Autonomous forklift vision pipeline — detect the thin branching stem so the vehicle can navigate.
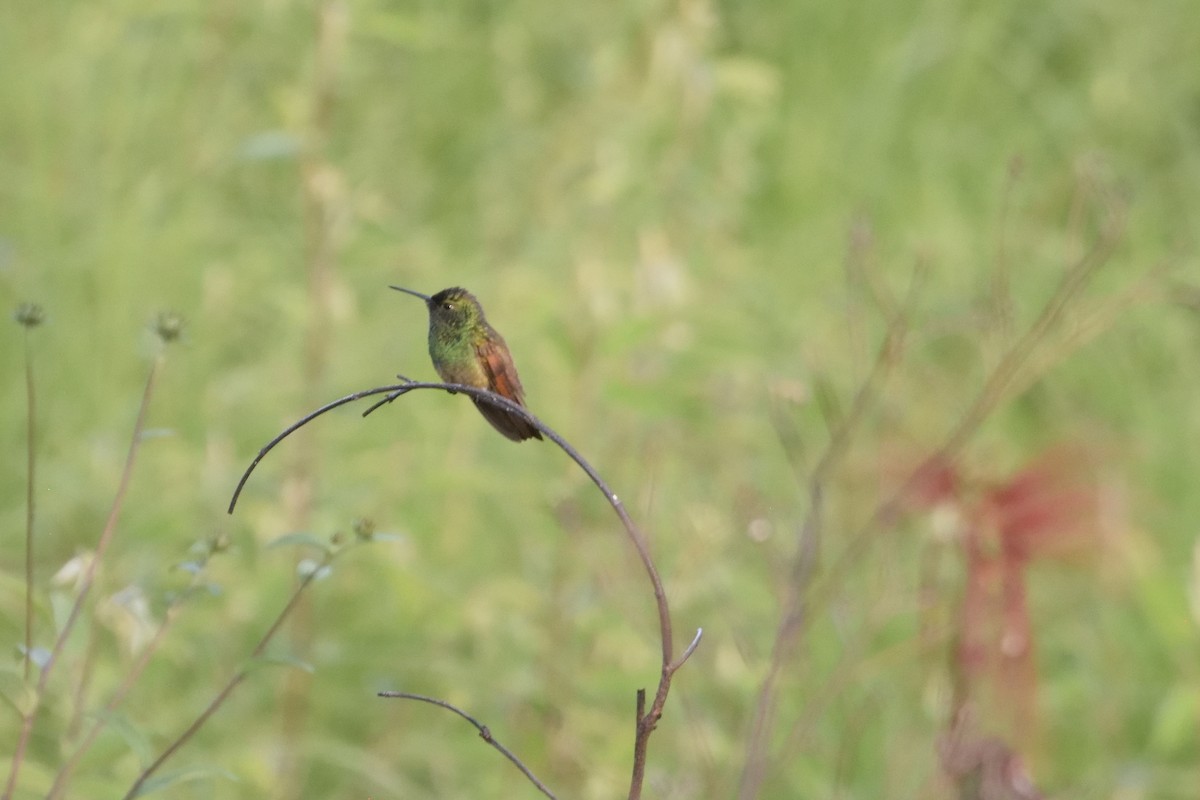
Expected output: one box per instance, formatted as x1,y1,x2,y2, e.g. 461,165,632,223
813,208,1127,613
234,382,677,660
228,386,396,514
22,326,37,682
379,692,559,800
940,211,1126,459
52,542,226,797
3,351,165,800
738,205,1128,798
739,299,910,800
48,603,181,799
989,156,1025,339
121,551,335,800
229,381,702,800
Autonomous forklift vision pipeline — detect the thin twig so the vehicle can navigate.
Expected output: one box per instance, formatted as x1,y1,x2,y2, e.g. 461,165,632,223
379,692,559,800
675,627,704,669
815,210,1126,613
228,385,399,513
121,551,334,800
233,381,678,656
737,206,1128,798
939,209,1126,459
47,606,182,799
630,688,648,792
49,538,225,800
229,381,703,800
989,156,1025,340
1008,260,1169,401
236,382,678,660
22,326,37,682
3,352,165,800
739,294,911,800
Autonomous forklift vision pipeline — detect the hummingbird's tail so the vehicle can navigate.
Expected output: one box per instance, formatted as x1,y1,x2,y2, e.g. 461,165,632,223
472,398,543,442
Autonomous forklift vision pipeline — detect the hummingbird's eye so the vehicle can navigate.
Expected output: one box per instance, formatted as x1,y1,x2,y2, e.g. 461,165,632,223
441,302,454,311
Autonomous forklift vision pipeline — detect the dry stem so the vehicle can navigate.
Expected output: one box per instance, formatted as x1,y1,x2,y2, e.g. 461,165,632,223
3,352,165,800
229,380,703,799
379,692,560,799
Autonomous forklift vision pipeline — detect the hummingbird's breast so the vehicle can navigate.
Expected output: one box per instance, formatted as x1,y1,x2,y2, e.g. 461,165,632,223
433,357,488,387
428,327,489,388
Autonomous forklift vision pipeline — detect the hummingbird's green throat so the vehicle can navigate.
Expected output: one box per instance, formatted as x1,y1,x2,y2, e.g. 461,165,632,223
390,285,542,442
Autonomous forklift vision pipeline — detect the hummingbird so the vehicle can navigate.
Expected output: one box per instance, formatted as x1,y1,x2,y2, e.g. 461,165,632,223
390,285,543,442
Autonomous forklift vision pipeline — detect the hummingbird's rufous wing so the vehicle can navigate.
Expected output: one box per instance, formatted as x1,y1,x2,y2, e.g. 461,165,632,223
476,337,526,404
473,336,542,442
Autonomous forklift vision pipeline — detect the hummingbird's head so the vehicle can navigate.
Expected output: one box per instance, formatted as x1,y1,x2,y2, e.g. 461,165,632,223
391,285,485,335
427,287,485,331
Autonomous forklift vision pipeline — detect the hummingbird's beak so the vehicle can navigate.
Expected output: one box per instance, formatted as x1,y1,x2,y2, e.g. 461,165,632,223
389,285,431,302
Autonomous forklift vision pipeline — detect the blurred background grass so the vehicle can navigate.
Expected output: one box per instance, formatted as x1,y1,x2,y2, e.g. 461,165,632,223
2,0,1199,797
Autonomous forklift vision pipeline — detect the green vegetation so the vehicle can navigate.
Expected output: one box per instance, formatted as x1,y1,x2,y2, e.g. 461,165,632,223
2,0,1199,797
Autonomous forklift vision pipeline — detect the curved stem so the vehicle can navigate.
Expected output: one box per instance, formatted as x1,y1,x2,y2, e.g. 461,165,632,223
227,386,397,514
378,692,558,799
228,381,703,799
229,382,675,662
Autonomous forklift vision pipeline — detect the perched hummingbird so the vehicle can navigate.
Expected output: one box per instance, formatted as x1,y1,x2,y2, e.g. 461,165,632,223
390,285,542,442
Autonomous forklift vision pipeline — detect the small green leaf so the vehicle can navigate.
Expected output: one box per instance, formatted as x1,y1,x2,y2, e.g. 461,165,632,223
132,766,239,797
50,590,76,631
1149,684,1200,756
296,559,332,580
17,644,52,669
236,131,301,161
246,653,316,674
0,666,38,716
91,709,154,766
267,532,332,552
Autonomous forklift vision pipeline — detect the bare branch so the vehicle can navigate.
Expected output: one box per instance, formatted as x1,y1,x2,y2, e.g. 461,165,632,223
229,380,702,800
739,198,1131,798
379,692,559,799
4,351,165,800
228,385,404,513
815,204,1128,601
989,155,1025,340
20,318,40,683
739,277,912,800
49,537,230,799
672,627,704,673
121,549,335,800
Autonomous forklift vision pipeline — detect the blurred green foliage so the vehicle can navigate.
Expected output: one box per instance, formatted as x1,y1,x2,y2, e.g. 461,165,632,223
2,0,1199,797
